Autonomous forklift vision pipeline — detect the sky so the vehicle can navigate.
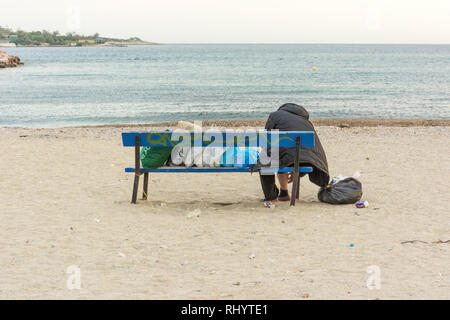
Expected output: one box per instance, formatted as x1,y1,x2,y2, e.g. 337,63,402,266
1,0,450,43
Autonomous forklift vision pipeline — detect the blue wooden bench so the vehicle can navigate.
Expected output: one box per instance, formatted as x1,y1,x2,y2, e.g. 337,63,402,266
122,130,315,206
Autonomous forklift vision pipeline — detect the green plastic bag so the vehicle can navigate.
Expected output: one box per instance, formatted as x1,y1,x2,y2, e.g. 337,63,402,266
140,147,173,169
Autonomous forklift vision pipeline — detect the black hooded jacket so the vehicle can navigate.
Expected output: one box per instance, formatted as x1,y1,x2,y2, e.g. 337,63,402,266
264,103,330,187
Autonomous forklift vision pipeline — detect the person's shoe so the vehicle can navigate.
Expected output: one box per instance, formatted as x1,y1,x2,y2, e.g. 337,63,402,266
277,195,291,201
278,189,290,201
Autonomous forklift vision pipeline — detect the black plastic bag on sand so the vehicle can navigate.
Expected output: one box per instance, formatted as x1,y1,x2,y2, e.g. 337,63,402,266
318,177,362,204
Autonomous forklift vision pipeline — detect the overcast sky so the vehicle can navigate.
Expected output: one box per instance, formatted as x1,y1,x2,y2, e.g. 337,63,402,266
1,0,450,43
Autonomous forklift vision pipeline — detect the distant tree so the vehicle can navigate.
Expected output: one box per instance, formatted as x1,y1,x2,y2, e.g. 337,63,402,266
0,25,145,46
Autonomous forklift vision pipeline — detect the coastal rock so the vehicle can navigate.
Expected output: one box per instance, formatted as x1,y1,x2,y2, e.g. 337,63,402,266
0,50,23,68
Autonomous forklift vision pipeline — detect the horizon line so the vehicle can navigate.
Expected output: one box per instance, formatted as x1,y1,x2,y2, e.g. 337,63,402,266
158,42,450,45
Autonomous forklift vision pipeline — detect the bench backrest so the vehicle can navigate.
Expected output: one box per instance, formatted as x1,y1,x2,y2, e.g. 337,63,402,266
122,130,314,148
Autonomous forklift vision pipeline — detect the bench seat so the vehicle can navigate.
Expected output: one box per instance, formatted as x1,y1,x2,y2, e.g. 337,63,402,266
125,167,313,173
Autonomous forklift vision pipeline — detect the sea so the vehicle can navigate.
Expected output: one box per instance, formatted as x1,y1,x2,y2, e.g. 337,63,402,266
1,44,449,127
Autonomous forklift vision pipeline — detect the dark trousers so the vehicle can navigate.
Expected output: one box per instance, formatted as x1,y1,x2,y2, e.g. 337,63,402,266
259,174,279,201
259,171,308,201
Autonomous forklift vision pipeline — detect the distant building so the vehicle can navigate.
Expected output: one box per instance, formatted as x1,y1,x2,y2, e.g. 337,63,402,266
0,39,16,47
5,35,17,40
94,38,105,44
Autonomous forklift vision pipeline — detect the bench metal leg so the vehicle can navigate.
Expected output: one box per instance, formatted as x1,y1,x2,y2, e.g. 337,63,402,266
290,136,301,206
131,135,141,204
290,169,299,206
132,174,140,204
142,173,149,200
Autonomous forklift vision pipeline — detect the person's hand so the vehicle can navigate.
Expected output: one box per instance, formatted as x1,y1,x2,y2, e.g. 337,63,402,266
287,172,294,183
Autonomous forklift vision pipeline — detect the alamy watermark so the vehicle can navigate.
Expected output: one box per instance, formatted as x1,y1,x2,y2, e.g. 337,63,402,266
366,265,381,290
66,265,81,290
363,6,382,31
66,6,81,31
165,121,281,174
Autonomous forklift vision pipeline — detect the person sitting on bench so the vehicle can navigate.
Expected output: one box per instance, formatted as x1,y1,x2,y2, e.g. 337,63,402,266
259,103,330,201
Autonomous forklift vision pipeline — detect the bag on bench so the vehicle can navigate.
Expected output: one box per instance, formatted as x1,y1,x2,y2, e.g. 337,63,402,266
221,147,260,168
140,146,173,169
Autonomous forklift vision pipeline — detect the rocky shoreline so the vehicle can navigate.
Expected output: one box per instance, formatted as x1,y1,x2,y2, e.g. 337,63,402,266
0,50,23,68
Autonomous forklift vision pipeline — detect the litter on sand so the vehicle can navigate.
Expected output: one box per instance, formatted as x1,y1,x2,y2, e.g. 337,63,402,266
356,201,369,208
186,209,201,218
318,174,363,204
263,201,276,208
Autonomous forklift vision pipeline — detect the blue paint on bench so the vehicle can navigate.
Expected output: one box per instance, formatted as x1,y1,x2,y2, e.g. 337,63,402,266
125,167,313,173
122,131,315,148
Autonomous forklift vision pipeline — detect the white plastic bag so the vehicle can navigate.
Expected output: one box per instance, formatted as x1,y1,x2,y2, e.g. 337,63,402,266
202,147,225,167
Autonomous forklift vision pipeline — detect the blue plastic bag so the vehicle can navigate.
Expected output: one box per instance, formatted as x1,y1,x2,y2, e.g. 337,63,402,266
220,147,259,168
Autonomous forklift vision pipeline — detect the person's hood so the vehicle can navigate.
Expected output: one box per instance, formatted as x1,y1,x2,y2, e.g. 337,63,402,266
278,103,309,120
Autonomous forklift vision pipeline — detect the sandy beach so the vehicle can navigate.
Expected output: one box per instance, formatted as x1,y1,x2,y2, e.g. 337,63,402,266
0,120,449,299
